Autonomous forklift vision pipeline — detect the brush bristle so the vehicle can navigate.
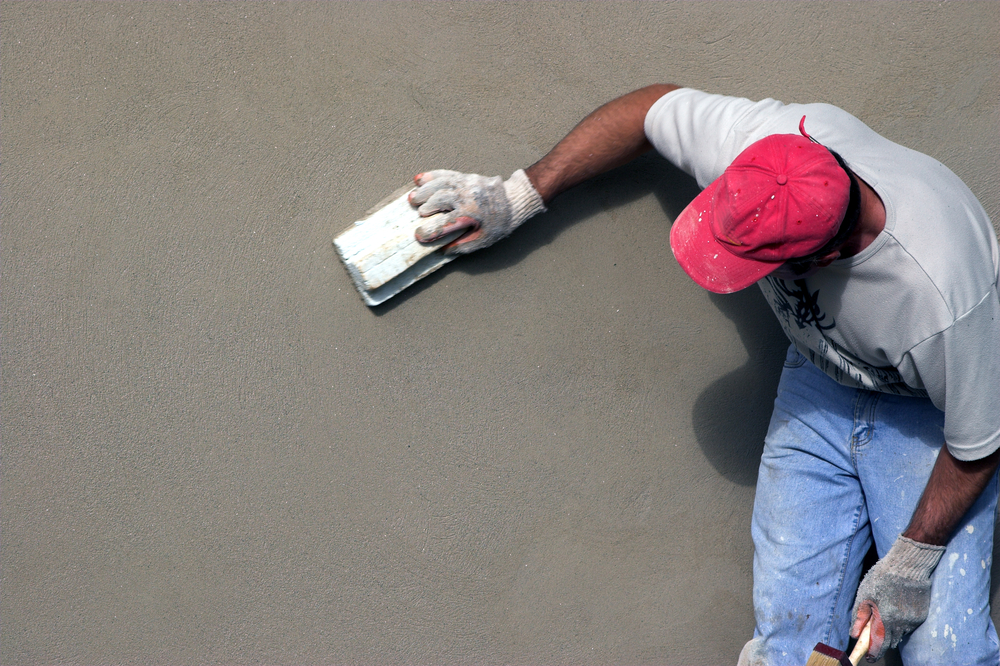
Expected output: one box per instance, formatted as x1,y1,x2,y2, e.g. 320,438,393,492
805,642,851,666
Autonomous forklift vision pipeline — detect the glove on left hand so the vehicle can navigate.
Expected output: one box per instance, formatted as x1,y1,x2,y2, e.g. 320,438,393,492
851,535,945,661
409,169,546,254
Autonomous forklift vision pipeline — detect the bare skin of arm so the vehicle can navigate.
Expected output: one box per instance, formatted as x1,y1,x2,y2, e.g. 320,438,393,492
901,445,1000,546
525,83,680,205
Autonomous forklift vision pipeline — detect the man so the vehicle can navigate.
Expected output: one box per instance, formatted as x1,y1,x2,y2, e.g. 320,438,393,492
408,84,1000,665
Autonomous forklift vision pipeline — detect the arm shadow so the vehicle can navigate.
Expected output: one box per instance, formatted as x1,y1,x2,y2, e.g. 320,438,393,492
369,152,702,314
369,154,789,490
368,155,787,490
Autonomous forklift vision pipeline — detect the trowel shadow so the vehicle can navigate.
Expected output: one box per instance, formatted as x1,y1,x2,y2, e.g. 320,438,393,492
370,152,701,315
692,290,789,486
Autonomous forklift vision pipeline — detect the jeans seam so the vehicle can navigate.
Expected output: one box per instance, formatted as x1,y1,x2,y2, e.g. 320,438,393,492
825,500,866,644
865,393,880,443
850,391,880,455
828,391,878,644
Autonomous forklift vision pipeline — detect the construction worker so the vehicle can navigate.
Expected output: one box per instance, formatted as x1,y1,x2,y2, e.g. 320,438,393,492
409,84,1000,664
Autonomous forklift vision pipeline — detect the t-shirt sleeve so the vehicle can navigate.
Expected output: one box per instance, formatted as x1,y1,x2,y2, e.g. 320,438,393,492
898,288,1000,461
643,88,786,188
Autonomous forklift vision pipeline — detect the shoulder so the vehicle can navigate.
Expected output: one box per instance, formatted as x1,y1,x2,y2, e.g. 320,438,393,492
645,90,886,173
645,88,784,139
644,89,795,186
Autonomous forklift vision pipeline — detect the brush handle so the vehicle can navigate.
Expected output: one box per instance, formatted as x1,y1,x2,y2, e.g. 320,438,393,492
848,620,872,665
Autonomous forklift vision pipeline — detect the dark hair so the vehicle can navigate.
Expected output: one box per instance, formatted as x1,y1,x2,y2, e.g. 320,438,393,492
783,149,861,272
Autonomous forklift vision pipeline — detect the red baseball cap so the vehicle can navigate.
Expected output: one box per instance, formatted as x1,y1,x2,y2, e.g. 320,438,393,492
669,129,851,293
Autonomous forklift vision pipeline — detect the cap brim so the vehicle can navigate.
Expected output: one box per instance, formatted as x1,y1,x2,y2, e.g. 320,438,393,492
669,178,783,294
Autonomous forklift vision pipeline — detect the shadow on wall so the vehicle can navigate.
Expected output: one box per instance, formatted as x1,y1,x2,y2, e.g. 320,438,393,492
369,153,789,490
360,153,999,654
369,152,702,315
692,290,788,486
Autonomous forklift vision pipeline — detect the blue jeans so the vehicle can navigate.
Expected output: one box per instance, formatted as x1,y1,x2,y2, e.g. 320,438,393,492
750,347,999,665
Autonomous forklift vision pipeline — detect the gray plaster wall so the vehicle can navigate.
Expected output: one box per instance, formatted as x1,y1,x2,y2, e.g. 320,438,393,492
2,2,998,664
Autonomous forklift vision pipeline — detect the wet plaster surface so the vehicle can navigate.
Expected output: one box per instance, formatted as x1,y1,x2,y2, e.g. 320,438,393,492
2,2,998,664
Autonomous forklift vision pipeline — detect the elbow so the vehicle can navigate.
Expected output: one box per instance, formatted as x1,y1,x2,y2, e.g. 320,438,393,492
630,84,682,113
639,83,682,97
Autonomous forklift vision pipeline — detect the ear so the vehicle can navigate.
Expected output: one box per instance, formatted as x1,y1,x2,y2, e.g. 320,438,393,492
815,250,841,268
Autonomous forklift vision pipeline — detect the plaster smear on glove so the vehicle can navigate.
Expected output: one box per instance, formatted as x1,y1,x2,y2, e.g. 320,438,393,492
411,171,514,254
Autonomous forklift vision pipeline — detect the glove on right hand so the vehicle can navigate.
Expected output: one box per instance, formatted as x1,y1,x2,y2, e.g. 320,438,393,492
851,536,945,661
409,169,546,254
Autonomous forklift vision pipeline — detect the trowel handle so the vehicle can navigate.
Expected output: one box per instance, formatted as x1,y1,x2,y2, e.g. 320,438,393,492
848,619,872,665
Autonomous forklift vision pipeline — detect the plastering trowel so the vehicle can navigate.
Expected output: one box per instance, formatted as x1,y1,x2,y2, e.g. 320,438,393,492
333,185,460,306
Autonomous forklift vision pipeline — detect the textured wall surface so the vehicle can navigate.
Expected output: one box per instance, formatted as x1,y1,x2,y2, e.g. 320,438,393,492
3,2,998,664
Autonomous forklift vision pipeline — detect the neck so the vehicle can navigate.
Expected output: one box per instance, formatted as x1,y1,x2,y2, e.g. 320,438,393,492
838,173,886,258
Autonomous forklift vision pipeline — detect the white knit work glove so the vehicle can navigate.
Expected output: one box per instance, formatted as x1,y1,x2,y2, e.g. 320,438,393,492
409,169,546,254
851,536,945,661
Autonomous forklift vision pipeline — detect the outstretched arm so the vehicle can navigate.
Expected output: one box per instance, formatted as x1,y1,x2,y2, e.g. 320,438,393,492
525,83,680,204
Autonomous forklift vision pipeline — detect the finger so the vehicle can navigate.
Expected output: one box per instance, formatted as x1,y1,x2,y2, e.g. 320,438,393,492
409,176,458,207
851,604,871,638
443,226,487,255
865,605,886,661
415,214,478,244
415,169,462,187
414,212,452,242
417,189,459,216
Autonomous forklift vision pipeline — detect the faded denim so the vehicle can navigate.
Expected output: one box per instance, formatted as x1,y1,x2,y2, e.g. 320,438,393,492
750,346,999,665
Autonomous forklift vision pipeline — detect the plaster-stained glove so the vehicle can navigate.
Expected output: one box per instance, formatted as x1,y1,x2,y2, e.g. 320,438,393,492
851,536,945,661
409,168,546,254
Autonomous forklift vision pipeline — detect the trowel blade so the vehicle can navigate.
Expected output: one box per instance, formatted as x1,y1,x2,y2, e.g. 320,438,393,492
334,185,459,306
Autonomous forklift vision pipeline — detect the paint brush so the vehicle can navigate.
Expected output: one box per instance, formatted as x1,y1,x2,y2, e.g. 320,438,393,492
805,619,872,666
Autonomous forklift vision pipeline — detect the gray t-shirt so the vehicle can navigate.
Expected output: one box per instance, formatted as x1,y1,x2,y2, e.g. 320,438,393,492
645,88,1000,461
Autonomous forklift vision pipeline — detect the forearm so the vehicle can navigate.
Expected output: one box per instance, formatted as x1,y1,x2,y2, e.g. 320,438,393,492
902,444,1000,546
525,83,680,205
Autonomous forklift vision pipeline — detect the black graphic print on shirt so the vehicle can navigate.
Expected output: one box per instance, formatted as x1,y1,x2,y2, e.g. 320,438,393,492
768,279,836,331
759,276,925,397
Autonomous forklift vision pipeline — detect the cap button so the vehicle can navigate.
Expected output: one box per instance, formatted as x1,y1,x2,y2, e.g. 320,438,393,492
776,174,788,185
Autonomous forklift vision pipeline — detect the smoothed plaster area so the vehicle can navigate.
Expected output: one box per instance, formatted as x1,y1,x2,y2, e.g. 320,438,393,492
2,2,998,664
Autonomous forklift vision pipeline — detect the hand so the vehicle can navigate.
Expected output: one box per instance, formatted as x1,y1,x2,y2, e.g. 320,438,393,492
409,169,546,254
851,536,945,661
